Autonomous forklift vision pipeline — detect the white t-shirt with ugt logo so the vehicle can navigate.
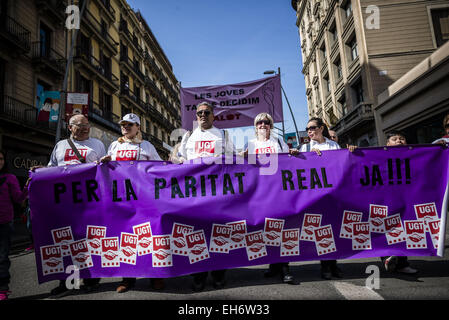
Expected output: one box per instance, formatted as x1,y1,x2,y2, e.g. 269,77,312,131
246,136,290,155
179,126,235,160
48,138,106,166
107,140,162,161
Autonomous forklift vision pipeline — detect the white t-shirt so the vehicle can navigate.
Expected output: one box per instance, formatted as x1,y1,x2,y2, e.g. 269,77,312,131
48,138,106,166
179,126,235,160
432,137,449,144
300,137,341,152
246,136,290,154
107,140,162,161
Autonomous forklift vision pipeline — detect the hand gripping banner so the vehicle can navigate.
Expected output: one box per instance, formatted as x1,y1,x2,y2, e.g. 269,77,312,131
29,145,449,283
180,75,283,130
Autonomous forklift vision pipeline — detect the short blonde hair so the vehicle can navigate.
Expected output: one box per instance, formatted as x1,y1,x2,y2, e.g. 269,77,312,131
254,113,274,129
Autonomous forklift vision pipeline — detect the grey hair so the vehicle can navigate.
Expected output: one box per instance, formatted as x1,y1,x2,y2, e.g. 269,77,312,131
196,101,214,113
254,112,274,129
69,114,88,126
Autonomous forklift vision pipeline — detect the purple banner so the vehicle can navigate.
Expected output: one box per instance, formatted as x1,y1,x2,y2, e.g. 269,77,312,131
29,145,448,284
180,75,283,130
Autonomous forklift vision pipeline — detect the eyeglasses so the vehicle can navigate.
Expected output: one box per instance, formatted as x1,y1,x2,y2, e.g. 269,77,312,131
305,125,319,131
71,123,90,129
256,120,271,126
196,110,211,117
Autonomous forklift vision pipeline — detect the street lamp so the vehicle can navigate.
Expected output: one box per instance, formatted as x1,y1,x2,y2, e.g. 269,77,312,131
263,68,300,145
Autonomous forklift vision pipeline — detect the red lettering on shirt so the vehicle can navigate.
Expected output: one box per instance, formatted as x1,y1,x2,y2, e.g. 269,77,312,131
116,150,138,161
64,149,88,162
195,141,215,155
256,146,275,154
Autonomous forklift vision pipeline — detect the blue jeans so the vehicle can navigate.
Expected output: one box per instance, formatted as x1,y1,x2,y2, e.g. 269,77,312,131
0,222,13,291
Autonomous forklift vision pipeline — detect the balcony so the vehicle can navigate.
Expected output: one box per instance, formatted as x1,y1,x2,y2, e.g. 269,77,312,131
35,0,66,26
144,52,163,76
74,47,119,92
82,10,118,55
89,101,120,133
332,102,374,134
31,41,66,77
0,95,56,134
144,76,161,99
144,102,176,133
0,14,31,53
119,20,143,58
119,85,144,111
119,54,145,84
92,0,116,23
342,14,354,42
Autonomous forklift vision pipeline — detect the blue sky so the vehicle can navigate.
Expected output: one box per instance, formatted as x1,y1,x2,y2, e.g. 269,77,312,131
127,0,308,138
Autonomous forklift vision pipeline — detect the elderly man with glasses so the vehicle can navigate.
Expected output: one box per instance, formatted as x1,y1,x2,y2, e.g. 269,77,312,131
46,114,106,297
177,101,236,291
48,114,106,166
178,101,235,162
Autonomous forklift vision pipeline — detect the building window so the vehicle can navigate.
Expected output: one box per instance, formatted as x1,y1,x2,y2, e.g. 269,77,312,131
347,35,358,62
323,75,331,96
431,8,449,47
330,25,338,44
344,1,353,19
334,57,342,80
39,23,51,57
352,80,364,105
338,94,347,116
121,105,130,117
320,44,327,64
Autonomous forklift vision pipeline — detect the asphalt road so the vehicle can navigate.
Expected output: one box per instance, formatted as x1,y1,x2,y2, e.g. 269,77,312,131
7,246,449,301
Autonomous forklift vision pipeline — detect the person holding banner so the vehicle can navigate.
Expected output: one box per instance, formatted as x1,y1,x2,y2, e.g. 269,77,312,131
178,102,235,163
300,118,343,280
0,150,30,300
381,130,418,274
178,101,236,291
45,114,106,298
243,113,299,285
48,115,106,166
100,113,164,293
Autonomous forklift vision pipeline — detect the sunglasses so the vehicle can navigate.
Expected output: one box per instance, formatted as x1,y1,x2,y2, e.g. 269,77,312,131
256,120,271,126
305,125,320,131
444,124,449,129
120,122,135,127
196,110,211,117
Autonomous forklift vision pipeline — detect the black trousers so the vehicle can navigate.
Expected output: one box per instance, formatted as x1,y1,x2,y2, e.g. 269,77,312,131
193,270,226,282
320,260,337,270
0,223,12,291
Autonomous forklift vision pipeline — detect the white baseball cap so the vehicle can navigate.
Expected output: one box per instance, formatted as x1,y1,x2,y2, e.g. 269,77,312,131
119,113,140,125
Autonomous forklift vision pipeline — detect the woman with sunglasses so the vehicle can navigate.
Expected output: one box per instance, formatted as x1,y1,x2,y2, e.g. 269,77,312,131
100,113,164,293
299,117,343,280
244,113,298,284
244,113,292,155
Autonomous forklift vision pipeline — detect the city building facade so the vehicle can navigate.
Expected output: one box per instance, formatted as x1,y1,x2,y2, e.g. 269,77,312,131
70,0,181,159
0,0,181,183
291,0,449,146
0,0,67,184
